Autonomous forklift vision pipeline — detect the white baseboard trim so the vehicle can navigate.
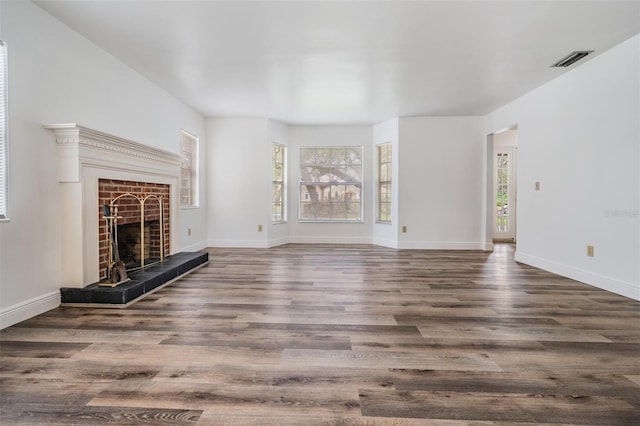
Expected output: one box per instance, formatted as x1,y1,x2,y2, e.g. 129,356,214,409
207,239,270,248
514,251,640,301
268,237,290,248
180,240,208,252
397,241,486,250
1,291,60,330
288,236,373,245
372,237,399,249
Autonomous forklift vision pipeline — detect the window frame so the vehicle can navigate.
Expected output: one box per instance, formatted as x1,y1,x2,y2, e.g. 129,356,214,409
298,146,363,223
0,40,8,222
272,143,287,223
376,142,392,223
179,129,199,209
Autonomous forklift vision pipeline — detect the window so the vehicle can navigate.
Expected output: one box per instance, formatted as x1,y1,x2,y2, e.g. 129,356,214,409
0,40,8,221
377,143,392,223
299,146,362,221
272,143,286,222
180,130,199,208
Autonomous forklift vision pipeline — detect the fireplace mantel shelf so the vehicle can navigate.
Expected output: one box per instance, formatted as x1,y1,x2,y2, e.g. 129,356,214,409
45,123,181,183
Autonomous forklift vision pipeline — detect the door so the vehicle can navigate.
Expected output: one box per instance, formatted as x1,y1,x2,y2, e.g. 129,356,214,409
494,148,516,242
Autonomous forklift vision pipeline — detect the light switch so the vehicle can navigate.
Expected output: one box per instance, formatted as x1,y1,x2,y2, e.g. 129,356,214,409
535,181,540,191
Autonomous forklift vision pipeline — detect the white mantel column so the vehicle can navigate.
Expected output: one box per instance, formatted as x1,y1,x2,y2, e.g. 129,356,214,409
45,125,86,287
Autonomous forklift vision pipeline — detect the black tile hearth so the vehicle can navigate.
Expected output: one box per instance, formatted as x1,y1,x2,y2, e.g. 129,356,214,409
60,252,209,306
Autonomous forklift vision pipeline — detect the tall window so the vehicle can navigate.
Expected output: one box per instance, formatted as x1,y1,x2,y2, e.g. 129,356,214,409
299,146,362,222
272,143,286,222
0,40,8,220
377,143,392,223
180,130,199,208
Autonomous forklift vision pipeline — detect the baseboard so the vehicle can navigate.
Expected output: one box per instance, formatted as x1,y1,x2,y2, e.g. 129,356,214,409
514,251,639,301
372,237,399,249
268,236,290,248
181,240,208,252
0,291,60,330
397,241,486,250
288,236,373,244
207,239,270,248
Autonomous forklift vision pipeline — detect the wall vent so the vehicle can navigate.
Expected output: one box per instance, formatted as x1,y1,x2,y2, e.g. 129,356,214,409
551,50,594,67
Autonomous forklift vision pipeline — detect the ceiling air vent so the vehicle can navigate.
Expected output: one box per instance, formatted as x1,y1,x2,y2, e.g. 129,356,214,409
551,50,594,67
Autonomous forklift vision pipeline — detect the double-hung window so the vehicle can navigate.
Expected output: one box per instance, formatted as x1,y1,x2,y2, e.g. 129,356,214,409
180,130,199,208
272,143,286,222
377,143,392,223
299,146,362,221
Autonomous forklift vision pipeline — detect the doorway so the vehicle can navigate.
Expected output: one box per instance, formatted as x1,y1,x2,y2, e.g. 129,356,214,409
491,128,518,243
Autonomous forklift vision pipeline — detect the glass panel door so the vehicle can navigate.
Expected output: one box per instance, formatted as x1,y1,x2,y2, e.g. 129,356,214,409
494,148,516,242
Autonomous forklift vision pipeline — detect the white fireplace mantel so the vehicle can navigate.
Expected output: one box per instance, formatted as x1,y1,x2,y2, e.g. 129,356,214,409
45,123,182,288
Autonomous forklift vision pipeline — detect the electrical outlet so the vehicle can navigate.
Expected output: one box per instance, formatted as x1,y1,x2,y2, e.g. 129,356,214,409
258,225,263,232
402,225,407,233
535,181,540,191
587,245,594,257
187,228,191,236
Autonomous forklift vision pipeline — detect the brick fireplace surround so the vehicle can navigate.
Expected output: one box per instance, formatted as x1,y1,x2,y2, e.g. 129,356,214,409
98,179,170,281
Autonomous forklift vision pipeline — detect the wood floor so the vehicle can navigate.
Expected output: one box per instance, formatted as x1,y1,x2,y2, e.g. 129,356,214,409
1,244,638,425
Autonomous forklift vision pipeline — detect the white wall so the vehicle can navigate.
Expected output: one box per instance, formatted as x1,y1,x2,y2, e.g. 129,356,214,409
398,116,485,249
485,34,640,300
372,118,400,247
0,1,207,328
206,118,271,247
288,126,373,243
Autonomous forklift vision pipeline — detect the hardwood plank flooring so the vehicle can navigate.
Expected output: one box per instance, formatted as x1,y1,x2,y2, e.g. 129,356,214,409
1,244,638,425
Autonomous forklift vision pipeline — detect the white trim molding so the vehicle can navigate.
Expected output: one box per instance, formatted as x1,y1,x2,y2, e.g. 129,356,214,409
397,241,486,250
0,291,60,329
44,123,182,288
515,250,640,301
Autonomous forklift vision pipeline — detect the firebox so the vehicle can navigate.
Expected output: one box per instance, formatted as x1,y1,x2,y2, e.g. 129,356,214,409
98,179,170,282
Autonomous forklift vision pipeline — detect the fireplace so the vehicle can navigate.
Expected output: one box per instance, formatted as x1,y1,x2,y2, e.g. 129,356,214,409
98,179,170,281
117,222,159,268
45,124,182,288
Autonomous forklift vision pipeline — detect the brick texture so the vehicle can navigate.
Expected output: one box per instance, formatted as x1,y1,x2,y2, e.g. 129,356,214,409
98,179,171,280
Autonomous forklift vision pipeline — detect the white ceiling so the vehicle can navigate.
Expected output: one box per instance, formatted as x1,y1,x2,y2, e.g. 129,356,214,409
34,0,640,125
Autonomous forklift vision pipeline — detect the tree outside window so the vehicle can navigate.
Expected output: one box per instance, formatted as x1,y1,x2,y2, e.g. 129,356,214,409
272,143,286,222
377,143,392,223
299,147,362,221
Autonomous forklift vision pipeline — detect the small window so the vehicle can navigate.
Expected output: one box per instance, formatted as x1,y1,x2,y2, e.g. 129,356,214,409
272,143,286,222
180,130,199,208
0,40,8,221
299,146,362,222
377,143,392,223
